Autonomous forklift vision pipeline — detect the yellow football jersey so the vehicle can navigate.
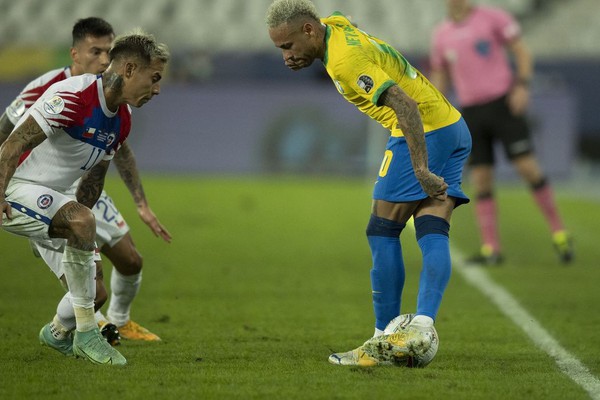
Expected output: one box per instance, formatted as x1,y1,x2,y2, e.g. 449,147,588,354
321,12,461,137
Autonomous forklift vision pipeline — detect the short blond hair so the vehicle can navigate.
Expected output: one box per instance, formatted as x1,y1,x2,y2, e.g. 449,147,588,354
266,0,320,28
110,28,170,66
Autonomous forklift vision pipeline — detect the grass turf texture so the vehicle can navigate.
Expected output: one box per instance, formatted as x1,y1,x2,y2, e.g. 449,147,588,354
0,176,598,399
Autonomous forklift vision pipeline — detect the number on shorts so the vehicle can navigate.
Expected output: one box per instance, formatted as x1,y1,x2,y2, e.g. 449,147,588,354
379,150,393,177
95,197,118,223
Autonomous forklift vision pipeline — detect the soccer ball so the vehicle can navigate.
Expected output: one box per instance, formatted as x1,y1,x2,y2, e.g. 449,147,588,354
383,313,439,368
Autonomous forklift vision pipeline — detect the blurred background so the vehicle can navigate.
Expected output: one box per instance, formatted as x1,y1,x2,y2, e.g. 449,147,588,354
0,0,598,182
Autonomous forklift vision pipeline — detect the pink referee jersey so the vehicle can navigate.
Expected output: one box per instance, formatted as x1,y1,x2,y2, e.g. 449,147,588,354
430,6,521,107
12,74,131,192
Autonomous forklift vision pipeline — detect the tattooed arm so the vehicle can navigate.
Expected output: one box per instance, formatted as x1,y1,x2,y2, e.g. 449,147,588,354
113,142,145,206
77,160,110,209
0,116,47,222
378,85,448,200
113,141,172,242
0,112,15,146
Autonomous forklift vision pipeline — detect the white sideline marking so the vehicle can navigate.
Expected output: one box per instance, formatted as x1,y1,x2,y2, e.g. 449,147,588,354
451,249,600,399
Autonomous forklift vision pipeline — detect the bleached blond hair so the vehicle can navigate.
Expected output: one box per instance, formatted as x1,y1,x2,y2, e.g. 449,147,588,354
110,28,170,66
266,0,320,28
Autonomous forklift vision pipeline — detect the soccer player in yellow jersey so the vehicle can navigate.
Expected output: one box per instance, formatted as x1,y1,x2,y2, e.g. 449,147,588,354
267,0,472,366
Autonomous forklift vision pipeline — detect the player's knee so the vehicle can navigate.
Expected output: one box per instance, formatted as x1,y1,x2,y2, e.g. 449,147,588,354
115,249,143,275
55,202,96,243
414,215,450,241
476,191,493,201
366,214,405,237
72,207,95,235
127,251,143,274
530,176,547,191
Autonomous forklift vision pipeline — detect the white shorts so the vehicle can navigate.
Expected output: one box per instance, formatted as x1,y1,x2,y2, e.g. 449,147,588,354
3,181,73,240
3,181,127,279
28,190,129,278
63,184,130,249
90,192,130,248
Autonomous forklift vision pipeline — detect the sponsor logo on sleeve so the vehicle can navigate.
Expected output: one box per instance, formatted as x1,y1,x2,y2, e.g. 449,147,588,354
357,75,374,94
333,80,345,94
43,96,65,115
7,99,26,120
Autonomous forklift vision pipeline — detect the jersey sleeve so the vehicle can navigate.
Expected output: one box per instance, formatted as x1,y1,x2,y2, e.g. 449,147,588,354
5,80,46,126
335,52,396,106
5,68,69,126
490,7,521,43
27,87,87,138
103,147,115,161
5,98,27,126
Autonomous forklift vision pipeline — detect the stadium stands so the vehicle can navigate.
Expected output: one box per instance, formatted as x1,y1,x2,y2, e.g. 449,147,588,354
0,0,597,172
0,0,547,53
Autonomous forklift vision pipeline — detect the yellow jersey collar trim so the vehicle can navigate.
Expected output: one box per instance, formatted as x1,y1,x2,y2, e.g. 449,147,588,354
323,23,331,67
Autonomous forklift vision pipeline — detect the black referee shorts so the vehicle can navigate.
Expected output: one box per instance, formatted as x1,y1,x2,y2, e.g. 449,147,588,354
461,95,533,166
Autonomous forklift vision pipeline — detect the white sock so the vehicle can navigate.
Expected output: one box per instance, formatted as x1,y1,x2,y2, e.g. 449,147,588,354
411,315,434,328
73,306,96,332
62,246,96,332
50,315,71,340
373,328,385,337
107,268,141,327
56,292,76,331
95,310,108,324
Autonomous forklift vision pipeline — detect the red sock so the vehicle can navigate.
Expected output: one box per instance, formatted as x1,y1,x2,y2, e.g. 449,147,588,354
475,195,500,253
532,183,564,233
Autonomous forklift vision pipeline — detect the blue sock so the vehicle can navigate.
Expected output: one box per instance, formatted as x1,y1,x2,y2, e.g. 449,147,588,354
414,215,451,320
366,215,406,331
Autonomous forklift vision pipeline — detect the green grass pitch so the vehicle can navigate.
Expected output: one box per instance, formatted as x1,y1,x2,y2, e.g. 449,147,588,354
0,175,598,399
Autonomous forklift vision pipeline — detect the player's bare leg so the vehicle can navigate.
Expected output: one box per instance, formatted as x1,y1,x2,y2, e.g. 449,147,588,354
467,164,503,265
513,154,573,263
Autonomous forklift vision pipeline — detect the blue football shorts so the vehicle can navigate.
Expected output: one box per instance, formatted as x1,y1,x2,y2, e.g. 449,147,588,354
373,117,472,206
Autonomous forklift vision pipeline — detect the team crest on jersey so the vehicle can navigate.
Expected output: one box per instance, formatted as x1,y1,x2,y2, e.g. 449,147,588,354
475,39,491,57
357,75,374,94
37,194,53,209
43,96,65,115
